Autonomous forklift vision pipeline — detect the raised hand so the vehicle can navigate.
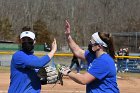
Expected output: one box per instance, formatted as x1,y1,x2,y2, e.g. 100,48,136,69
51,38,57,52
65,20,71,36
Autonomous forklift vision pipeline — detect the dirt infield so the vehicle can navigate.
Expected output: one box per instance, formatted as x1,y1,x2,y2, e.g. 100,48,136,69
0,73,140,93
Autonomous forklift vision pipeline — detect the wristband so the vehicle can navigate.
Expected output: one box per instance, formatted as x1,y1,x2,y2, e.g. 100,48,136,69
67,70,71,75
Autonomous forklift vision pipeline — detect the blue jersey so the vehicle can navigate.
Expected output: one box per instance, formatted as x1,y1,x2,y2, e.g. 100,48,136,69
8,50,51,93
85,50,120,93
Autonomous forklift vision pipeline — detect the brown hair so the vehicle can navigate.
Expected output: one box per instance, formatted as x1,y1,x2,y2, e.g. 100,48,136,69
16,26,31,43
98,32,115,59
22,26,31,31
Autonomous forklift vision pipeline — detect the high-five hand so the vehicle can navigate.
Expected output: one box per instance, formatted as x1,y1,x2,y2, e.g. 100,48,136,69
65,20,71,36
48,38,57,58
51,38,57,52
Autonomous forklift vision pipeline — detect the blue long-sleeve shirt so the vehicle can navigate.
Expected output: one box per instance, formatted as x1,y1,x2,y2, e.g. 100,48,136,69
8,50,51,93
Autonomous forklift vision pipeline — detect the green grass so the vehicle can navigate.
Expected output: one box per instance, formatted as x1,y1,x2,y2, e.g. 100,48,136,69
0,66,10,73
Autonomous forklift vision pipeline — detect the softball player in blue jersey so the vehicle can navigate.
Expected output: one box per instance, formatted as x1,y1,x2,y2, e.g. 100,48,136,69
60,20,120,93
8,29,57,93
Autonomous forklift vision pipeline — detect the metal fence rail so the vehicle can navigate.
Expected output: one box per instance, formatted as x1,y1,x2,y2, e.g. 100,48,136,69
0,51,140,73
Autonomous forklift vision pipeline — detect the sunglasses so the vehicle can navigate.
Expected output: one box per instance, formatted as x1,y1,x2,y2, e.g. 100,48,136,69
89,41,99,46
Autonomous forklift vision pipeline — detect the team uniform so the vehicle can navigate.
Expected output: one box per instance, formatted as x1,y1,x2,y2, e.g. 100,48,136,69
85,50,120,93
8,50,51,93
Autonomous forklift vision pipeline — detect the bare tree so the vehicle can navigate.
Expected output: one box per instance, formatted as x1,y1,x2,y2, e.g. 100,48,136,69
0,0,140,52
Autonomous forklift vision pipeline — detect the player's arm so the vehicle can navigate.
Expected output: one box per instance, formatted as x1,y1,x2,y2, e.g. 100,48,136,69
65,20,85,60
68,72,96,85
14,52,51,68
14,39,57,68
60,66,96,85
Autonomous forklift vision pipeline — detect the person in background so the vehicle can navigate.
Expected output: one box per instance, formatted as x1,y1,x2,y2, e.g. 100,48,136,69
70,55,80,73
124,48,129,56
117,48,123,56
79,48,87,70
60,20,120,93
123,48,129,72
80,59,87,70
116,48,123,73
8,27,57,93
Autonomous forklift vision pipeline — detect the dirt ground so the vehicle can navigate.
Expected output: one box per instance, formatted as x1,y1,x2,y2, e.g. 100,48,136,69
0,73,140,93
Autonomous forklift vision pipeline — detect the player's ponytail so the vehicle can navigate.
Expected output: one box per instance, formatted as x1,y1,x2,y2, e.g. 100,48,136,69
98,32,115,59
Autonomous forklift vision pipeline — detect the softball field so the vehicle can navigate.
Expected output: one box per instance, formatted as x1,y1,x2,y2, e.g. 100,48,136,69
0,67,140,93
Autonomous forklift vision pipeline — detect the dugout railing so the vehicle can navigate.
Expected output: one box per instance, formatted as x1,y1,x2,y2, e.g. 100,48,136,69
0,51,140,73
